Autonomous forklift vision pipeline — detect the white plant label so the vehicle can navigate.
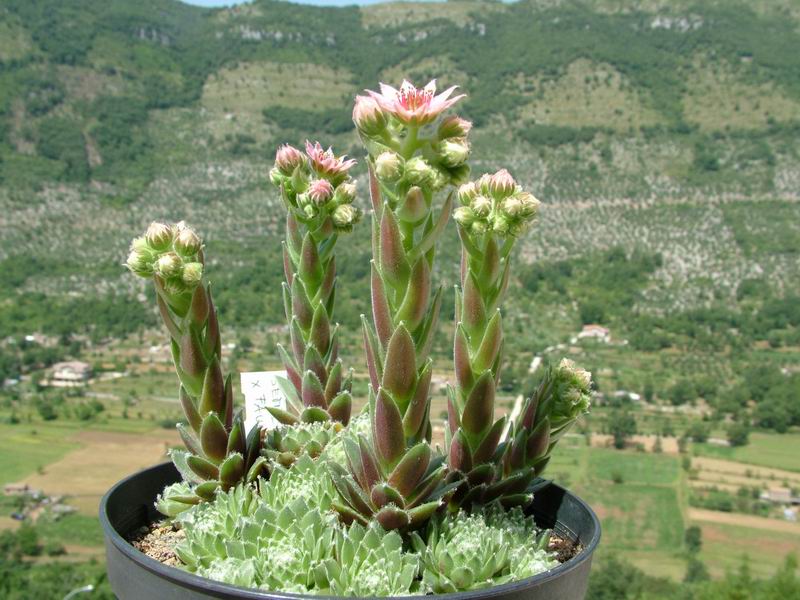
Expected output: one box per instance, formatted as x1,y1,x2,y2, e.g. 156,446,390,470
241,370,288,434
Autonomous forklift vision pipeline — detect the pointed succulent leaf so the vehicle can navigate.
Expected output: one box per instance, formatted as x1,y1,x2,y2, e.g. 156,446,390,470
187,454,219,480
453,324,474,392
302,370,326,409
180,386,202,433
194,480,221,501
200,412,228,463
291,277,314,331
299,232,323,291
396,258,431,332
473,310,503,374
303,345,327,387
370,483,405,509
403,360,432,439
461,272,487,339
362,316,382,391
461,371,495,439
375,505,410,530
177,423,202,456
370,262,394,349
388,442,431,497
300,406,331,423
410,192,453,261
219,453,245,486
473,416,507,465
379,205,410,290
526,417,551,462
381,324,416,405
198,356,225,417
226,418,246,457
309,304,331,356
328,391,352,425
373,388,406,471
448,429,473,473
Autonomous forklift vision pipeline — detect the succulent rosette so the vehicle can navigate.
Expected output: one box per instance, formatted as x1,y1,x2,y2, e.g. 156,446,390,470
268,142,362,429
126,222,266,511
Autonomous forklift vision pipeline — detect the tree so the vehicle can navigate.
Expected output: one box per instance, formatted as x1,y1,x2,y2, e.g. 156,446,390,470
727,422,750,447
684,557,710,583
608,409,637,449
686,421,709,443
684,525,702,554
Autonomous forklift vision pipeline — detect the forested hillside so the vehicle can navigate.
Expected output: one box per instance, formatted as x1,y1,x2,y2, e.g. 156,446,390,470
1,0,799,428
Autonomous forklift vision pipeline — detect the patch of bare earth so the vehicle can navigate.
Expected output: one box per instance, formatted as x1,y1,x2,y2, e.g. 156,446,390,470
689,508,800,535
131,521,184,567
13,429,180,514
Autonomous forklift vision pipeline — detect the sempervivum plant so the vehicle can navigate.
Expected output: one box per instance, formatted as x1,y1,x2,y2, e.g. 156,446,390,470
126,222,266,511
268,141,361,427
411,505,555,593
328,80,474,532
445,171,543,510
125,76,593,597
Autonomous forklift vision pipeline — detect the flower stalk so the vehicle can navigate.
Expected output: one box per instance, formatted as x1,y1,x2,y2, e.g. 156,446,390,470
268,142,362,427
126,222,266,511
446,171,542,510
329,80,472,530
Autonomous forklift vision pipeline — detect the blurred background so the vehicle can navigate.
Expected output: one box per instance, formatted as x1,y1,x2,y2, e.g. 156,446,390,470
0,0,798,598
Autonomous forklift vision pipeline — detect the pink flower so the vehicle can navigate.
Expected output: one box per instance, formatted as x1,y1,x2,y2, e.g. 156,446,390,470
367,79,465,126
308,178,334,205
305,141,356,184
274,144,305,175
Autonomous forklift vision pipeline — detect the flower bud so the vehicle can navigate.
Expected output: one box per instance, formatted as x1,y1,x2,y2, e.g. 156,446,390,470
431,167,450,191
489,168,516,198
457,182,478,205
375,151,403,182
308,179,334,205
471,195,492,217
398,186,427,223
471,220,488,235
145,222,173,251
492,214,510,234
353,95,388,137
174,227,201,256
440,138,470,167
335,181,357,204
453,206,476,227
291,165,309,193
269,167,284,188
448,163,471,186
404,157,433,185
437,116,473,140
181,262,203,287
275,144,305,176
516,191,541,217
126,249,153,277
156,252,182,278
332,204,360,230
500,196,523,218
131,236,149,252
477,173,493,195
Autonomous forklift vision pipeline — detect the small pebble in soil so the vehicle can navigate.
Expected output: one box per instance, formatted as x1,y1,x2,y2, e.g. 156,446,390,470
130,521,185,567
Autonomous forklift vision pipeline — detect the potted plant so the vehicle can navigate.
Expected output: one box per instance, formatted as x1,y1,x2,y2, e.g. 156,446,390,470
101,79,600,599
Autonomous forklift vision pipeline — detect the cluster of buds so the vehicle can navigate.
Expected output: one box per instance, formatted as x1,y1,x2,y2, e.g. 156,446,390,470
503,359,592,480
126,222,204,297
270,141,361,232
267,142,360,429
126,222,266,510
454,169,540,237
353,80,472,199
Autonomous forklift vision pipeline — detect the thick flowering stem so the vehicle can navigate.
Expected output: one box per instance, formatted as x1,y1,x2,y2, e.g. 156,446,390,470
330,81,471,531
126,222,266,513
504,359,592,484
268,142,361,428
446,171,542,510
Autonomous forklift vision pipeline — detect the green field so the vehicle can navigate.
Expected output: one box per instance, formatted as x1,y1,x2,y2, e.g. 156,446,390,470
0,424,78,486
694,433,800,473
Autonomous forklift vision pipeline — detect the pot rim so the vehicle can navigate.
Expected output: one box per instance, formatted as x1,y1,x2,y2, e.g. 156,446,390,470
100,461,601,600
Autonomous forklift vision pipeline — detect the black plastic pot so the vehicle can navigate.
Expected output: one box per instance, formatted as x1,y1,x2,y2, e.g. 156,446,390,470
100,462,600,600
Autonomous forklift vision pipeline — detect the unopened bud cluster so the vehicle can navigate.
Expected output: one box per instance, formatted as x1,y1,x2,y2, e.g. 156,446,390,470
454,169,540,236
551,359,592,422
269,142,362,232
126,221,204,293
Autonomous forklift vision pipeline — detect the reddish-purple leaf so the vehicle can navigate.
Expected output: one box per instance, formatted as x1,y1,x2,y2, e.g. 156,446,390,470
462,371,495,438
453,324,473,392
371,262,393,349
396,258,431,332
381,325,416,405
403,361,431,439
379,206,410,290
388,442,430,497
373,388,405,470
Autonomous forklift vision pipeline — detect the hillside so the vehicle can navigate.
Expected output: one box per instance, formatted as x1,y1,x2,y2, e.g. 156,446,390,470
1,0,799,424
